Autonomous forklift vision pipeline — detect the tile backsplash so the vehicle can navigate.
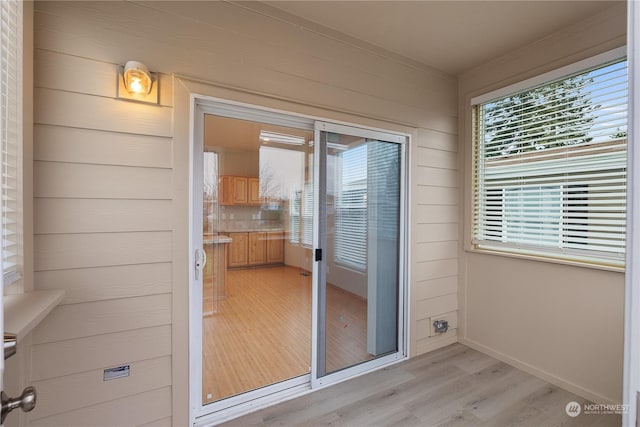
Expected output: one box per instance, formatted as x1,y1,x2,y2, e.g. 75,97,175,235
204,205,284,233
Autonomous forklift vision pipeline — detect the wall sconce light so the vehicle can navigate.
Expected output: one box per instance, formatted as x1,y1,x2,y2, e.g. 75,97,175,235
117,60,159,104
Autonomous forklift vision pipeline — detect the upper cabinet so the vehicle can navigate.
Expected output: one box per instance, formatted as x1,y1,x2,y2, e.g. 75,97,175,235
220,175,261,206
248,178,260,205
231,176,248,204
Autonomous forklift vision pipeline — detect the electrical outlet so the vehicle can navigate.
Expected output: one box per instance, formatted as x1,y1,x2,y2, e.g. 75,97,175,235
429,312,457,337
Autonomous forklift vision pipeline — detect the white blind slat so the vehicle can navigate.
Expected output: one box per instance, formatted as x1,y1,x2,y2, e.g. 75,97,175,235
473,55,628,266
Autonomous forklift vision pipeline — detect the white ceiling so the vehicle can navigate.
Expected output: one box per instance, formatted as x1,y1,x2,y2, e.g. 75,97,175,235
264,1,620,75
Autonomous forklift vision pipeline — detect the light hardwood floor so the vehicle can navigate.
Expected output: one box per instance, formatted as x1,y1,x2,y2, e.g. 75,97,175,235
223,343,620,427
202,266,311,402
202,265,376,403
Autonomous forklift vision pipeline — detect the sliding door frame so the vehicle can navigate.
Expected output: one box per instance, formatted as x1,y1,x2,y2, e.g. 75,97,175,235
188,95,410,426
311,121,409,388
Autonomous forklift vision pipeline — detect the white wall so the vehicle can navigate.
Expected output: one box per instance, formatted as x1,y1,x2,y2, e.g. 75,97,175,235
30,1,458,424
458,3,627,404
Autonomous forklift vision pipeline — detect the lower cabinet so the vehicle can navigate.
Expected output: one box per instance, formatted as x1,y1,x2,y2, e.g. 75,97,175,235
228,231,284,268
228,232,248,267
248,232,267,265
266,231,284,264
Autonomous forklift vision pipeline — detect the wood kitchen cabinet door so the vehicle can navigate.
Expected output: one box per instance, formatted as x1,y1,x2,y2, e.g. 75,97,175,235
266,231,284,264
232,177,248,204
228,232,248,267
219,176,234,205
248,177,261,205
248,232,267,265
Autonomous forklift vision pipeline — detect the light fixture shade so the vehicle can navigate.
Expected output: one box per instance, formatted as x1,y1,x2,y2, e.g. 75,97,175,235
123,60,152,95
117,60,159,104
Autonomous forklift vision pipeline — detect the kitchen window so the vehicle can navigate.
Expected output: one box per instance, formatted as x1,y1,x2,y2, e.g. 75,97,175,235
472,49,628,267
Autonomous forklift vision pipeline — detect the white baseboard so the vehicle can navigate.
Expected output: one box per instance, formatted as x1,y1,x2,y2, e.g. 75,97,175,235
414,333,458,356
459,337,617,405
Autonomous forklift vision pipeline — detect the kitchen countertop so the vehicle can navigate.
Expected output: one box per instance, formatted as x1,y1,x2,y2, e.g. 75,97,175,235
203,234,233,244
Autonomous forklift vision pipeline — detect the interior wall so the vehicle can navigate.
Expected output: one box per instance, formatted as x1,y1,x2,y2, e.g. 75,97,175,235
31,1,458,425
458,3,627,404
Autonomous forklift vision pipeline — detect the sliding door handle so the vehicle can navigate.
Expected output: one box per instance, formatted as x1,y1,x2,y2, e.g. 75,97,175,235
195,248,207,280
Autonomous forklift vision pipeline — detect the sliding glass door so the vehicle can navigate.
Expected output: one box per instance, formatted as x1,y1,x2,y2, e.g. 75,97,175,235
313,122,406,384
191,102,407,424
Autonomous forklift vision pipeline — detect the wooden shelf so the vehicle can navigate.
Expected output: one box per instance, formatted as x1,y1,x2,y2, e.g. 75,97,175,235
4,290,65,338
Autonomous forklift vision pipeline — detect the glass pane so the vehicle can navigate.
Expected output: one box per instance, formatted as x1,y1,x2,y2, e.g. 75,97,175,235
323,132,401,375
203,151,222,317
201,115,314,404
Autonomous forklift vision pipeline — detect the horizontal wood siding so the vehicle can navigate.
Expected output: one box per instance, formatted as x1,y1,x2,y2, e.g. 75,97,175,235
33,8,175,421
32,325,171,381
33,1,457,423
30,387,172,427
413,125,458,354
32,294,172,345
34,263,172,305
34,162,172,199
34,125,172,168
29,357,171,420
34,199,172,234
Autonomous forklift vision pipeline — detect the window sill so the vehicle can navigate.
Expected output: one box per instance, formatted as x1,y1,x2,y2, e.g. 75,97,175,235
4,290,65,338
466,246,625,273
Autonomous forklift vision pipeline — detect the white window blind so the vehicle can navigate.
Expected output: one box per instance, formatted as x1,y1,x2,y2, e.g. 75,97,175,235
289,182,313,247
335,144,367,270
301,182,313,247
289,190,300,244
0,0,22,284
473,57,628,267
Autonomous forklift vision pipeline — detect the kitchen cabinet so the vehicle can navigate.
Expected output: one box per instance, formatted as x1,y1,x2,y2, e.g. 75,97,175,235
219,175,283,207
266,231,284,264
219,176,233,205
227,231,284,268
248,232,267,265
248,178,261,205
232,177,248,204
219,176,251,206
228,232,248,267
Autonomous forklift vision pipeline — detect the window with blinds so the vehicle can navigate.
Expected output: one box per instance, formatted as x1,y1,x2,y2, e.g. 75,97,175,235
472,55,628,267
0,0,22,284
289,182,313,247
335,144,367,270
334,141,400,271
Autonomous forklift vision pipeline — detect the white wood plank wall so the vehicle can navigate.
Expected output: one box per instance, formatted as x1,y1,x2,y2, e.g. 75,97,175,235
31,1,457,424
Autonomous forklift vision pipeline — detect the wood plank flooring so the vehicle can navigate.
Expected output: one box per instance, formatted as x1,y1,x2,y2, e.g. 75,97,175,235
202,266,311,402
223,343,621,427
202,265,376,403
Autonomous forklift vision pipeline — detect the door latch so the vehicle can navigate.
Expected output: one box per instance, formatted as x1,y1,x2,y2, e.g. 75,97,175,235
195,248,207,280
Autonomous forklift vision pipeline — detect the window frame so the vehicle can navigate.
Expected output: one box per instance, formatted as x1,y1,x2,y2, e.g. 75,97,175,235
1,0,24,286
469,47,628,270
